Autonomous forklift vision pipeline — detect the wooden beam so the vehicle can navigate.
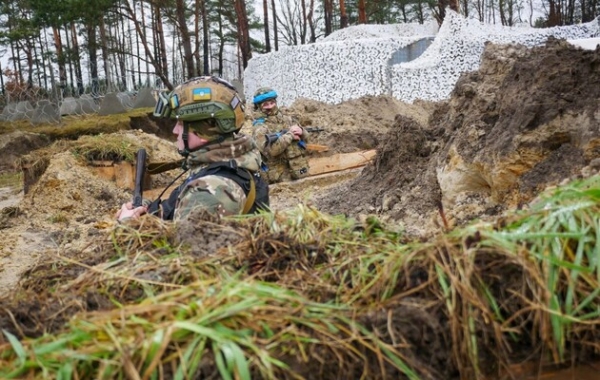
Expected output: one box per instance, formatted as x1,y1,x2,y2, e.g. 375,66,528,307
308,149,376,176
305,143,329,152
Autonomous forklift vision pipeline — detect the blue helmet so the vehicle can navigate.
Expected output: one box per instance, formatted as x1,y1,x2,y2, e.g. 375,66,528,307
253,87,278,106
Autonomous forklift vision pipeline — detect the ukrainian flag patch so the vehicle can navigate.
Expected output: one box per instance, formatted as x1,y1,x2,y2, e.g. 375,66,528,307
193,87,212,100
170,94,179,108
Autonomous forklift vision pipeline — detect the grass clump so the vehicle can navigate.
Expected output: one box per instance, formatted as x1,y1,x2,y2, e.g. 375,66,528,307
69,134,142,163
0,176,599,379
0,172,22,188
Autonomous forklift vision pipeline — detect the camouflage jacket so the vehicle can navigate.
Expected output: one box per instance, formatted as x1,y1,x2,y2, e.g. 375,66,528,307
252,110,310,183
173,133,264,221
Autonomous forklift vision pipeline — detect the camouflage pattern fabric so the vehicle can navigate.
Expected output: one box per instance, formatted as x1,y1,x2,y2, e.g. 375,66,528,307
252,110,310,183
174,175,247,220
172,133,262,222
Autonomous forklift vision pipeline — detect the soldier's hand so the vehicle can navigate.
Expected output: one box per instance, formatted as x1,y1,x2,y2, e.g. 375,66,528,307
289,125,303,140
116,201,148,222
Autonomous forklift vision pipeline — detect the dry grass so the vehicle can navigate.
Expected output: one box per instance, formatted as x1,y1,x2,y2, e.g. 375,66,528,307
0,172,21,188
0,176,599,379
0,109,151,140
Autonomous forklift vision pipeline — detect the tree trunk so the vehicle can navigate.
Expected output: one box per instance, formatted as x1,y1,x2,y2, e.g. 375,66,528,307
176,0,195,79
217,15,225,76
154,3,170,82
70,23,84,95
271,0,279,50
193,0,202,75
24,37,35,96
123,0,173,89
308,0,317,42
139,0,150,86
435,0,447,24
52,26,67,95
118,16,128,91
37,35,48,92
234,0,252,69
324,0,333,36
339,0,348,28
99,19,111,90
548,0,561,26
301,0,308,44
358,0,367,23
0,61,4,96
84,23,99,97
461,0,469,17
499,0,507,25
63,24,76,96
201,0,210,75
449,0,459,12
263,0,271,52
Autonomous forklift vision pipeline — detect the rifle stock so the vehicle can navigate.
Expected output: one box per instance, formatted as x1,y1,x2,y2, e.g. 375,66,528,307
132,149,147,207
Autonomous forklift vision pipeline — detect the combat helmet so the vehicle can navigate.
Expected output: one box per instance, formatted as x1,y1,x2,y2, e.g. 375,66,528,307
252,87,277,110
154,76,245,136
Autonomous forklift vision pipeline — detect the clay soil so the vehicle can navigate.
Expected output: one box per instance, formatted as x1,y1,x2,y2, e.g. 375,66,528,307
0,38,599,378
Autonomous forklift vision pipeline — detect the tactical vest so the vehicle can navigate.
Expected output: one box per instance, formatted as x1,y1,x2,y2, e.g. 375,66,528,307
149,160,269,220
253,114,310,183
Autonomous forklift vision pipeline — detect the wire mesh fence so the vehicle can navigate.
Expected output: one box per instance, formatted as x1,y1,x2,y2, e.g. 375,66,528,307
0,79,161,125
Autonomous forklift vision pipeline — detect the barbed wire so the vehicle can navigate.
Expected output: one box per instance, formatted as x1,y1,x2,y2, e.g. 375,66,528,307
0,81,160,125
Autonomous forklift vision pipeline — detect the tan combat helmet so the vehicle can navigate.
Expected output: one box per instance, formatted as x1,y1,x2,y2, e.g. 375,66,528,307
154,76,245,135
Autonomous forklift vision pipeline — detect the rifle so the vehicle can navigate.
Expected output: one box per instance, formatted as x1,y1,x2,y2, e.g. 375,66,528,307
265,127,326,149
132,148,147,207
147,159,185,175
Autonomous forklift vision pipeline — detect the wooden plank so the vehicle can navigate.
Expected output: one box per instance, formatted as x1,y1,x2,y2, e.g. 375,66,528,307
308,149,376,176
114,161,135,190
305,144,329,152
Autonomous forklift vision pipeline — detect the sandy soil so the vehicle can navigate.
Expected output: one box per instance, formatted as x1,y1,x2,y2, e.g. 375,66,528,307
0,38,599,295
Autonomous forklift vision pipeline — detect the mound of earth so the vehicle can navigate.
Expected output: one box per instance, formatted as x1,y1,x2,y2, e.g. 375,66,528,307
317,39,600,237
285,96,437,153
1,38,599,291
0,131,51,172
0,129,182,291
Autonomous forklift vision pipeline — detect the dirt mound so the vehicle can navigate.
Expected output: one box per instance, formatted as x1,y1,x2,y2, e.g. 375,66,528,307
284,95,436,153
318,39,600,237
1,40,600,379
0,129,182,291
0,131,51,172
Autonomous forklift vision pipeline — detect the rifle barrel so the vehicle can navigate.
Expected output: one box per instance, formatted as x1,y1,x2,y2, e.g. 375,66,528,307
132,149,147,207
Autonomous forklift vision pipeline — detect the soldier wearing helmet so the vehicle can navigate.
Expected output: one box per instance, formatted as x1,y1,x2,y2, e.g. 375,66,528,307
117,76,269,222
251,87,310,183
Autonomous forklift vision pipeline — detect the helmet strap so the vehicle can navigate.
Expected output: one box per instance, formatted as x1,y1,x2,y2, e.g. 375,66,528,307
177,123,192,157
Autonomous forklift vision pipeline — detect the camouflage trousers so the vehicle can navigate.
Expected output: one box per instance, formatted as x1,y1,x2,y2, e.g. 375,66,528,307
265,146,310,183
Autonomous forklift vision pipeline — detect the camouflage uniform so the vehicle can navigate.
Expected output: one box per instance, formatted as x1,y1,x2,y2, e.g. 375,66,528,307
252,110,311,183
148,76,269,222
174,134,263,221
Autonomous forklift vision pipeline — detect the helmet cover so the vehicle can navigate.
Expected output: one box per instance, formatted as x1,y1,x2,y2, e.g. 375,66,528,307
154,76,245,135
